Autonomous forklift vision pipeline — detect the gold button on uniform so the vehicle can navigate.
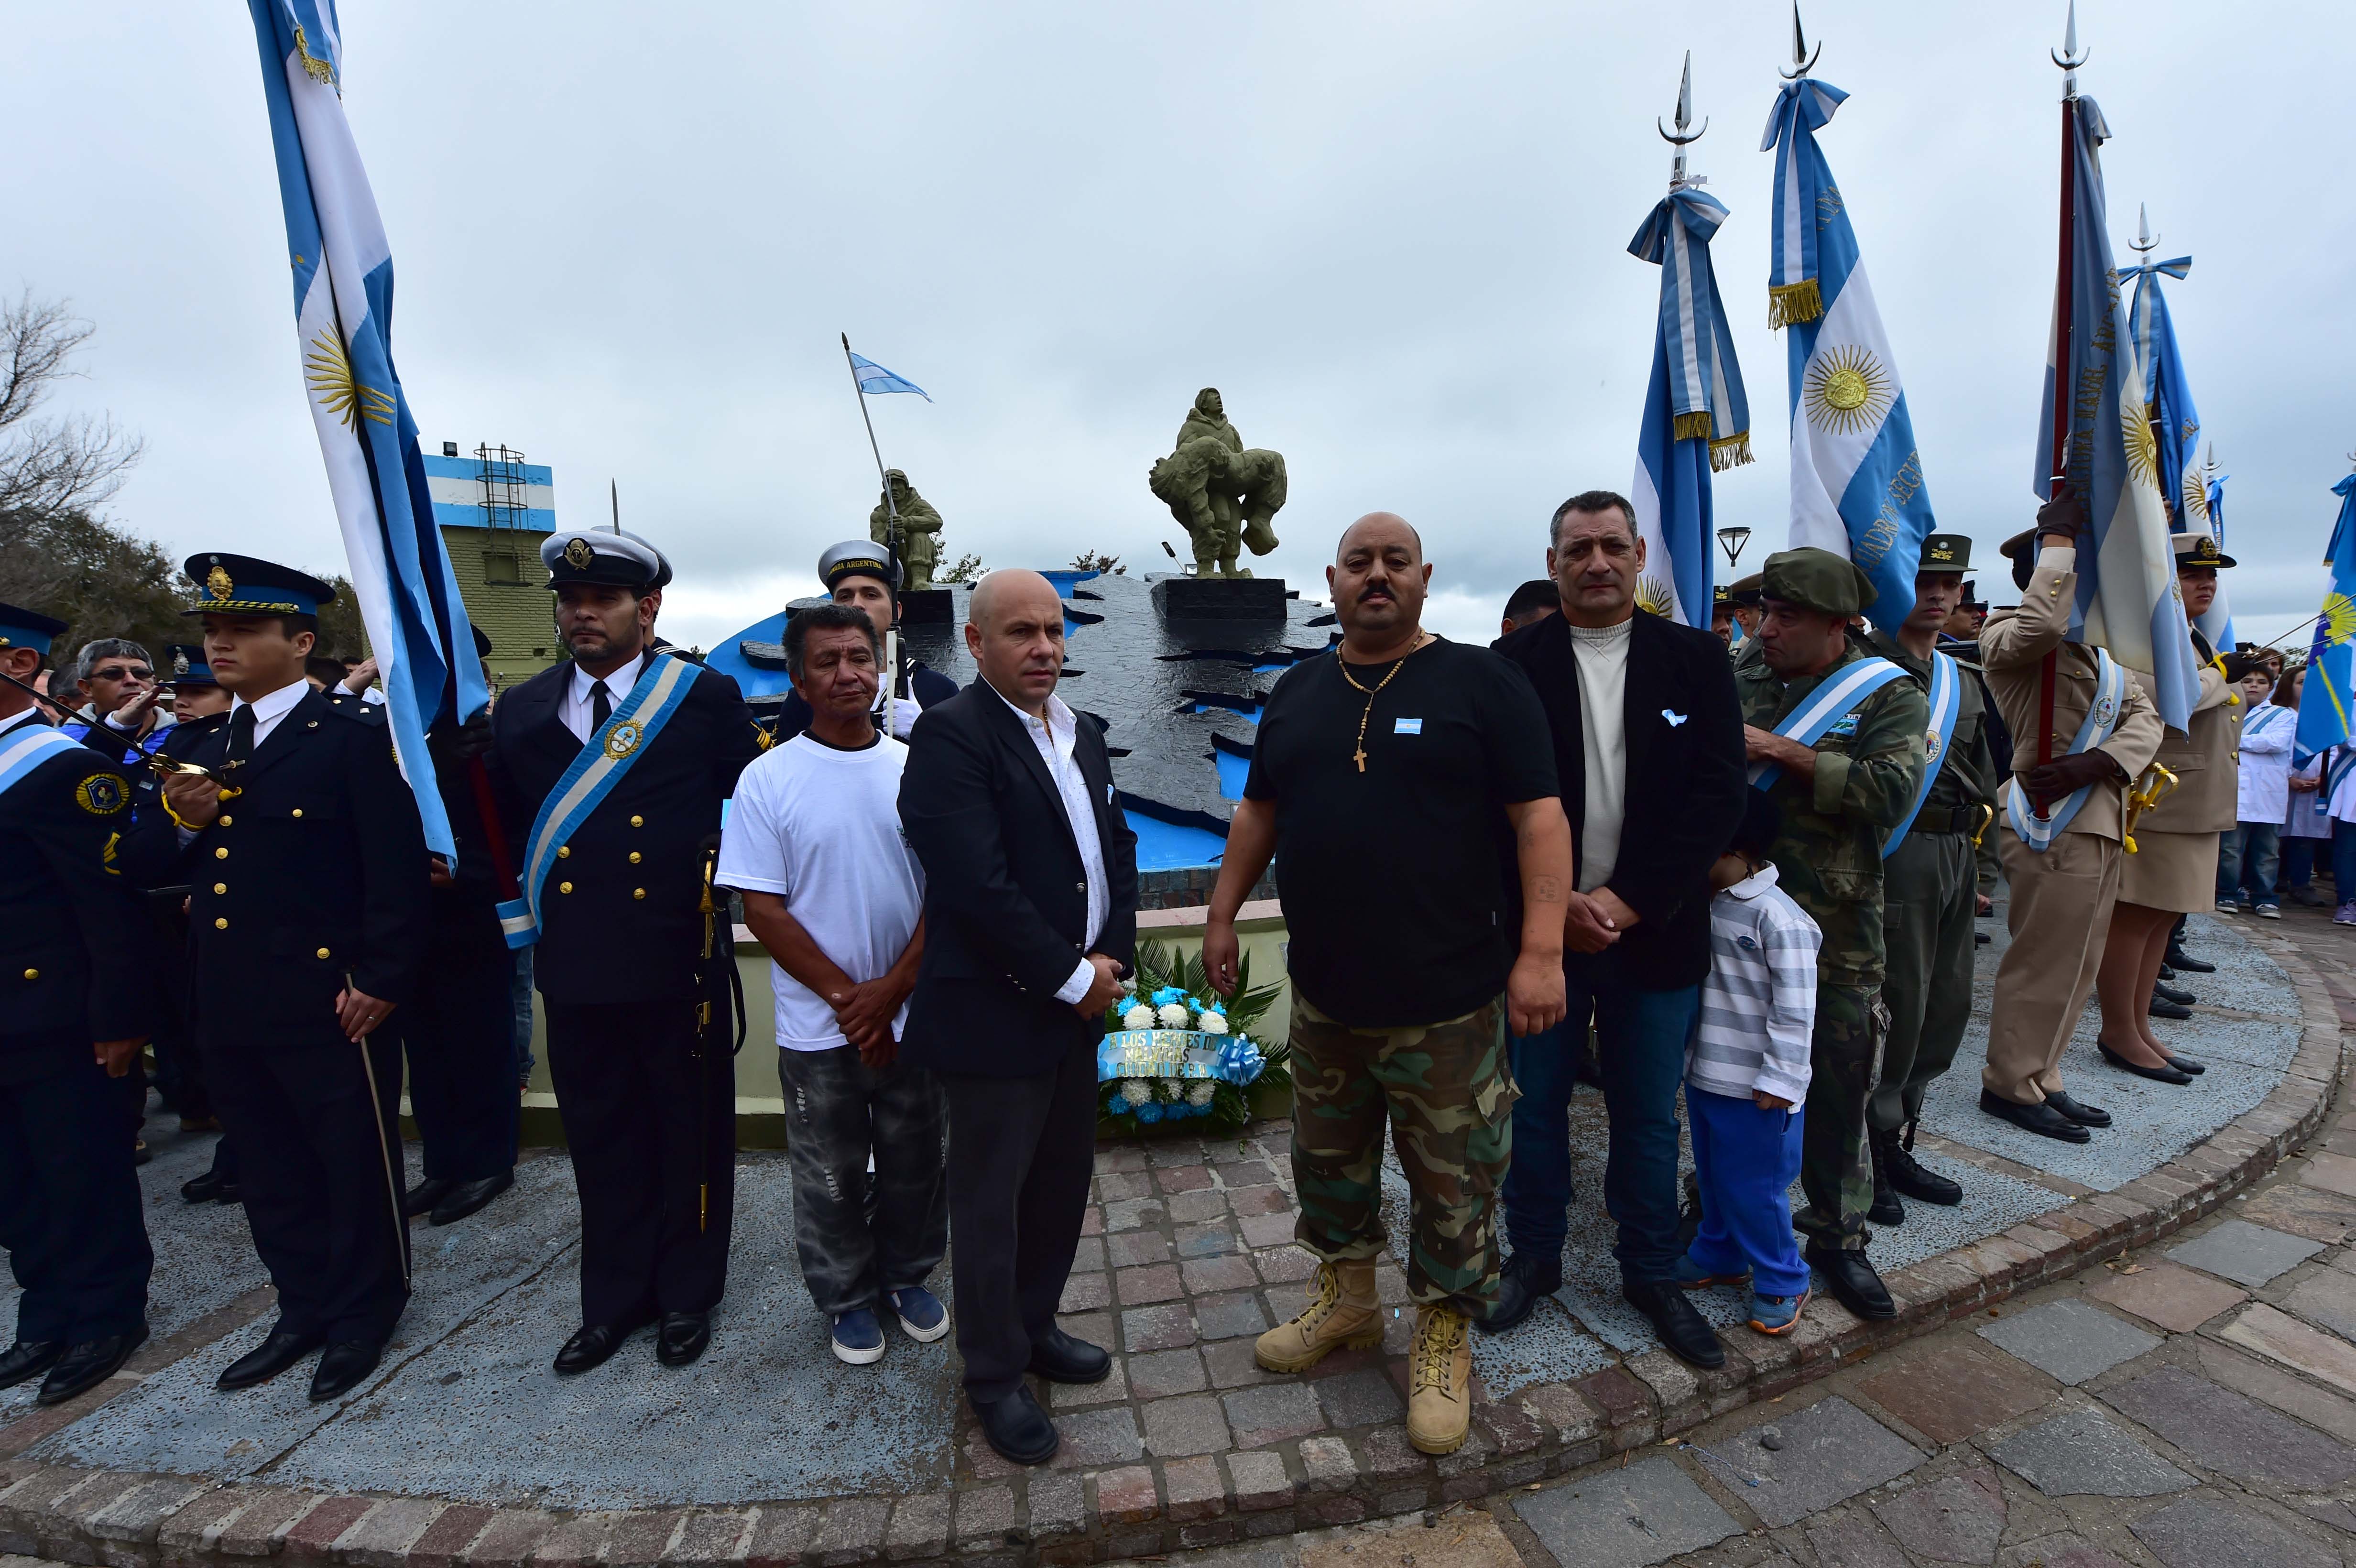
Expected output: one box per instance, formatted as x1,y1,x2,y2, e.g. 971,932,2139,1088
633,888,645,900
628,851,641,864
557,846,570,859
292,807,304,818
214,848,229,860
214,917,228,929
630,815,643,828
559,881,574,894
22,969,36,981
219,815,232,826
213,882,227,894
316,947,331,959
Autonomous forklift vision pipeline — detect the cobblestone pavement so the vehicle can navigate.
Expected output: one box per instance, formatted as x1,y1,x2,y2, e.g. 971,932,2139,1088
1109,900,2356,1568
0,905,2341,1567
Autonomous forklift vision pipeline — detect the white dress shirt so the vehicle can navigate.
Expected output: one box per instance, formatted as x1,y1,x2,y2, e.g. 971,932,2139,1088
562,652,648,743
993,685,1111,1004
0,707,38,738
229,675,311,750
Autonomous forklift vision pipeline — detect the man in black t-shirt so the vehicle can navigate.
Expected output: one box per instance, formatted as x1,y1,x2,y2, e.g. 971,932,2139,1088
1203,512,1570,1459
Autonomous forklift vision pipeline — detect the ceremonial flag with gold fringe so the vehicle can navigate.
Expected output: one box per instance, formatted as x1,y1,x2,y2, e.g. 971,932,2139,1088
1761,76,1938,635
1627,187,1750,628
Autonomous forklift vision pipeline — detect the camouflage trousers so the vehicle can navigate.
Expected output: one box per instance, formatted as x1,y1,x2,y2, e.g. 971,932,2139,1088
1794,983,1887,1252
1288,992,1516,1317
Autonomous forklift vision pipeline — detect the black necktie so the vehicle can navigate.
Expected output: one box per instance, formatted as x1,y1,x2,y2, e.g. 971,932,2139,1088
227,703,256,765
589,680,612,733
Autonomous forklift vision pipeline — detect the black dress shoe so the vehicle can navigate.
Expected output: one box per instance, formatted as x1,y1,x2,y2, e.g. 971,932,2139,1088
1622,1279,1725,1369
2097,1043,2193,1085
2043,1091,2113,1128
2153,980,2196,1006
1805,1244,1896,1320
2163,1053,2206,1076
655,1312,711,1368
212,1180,243,1206
555,1322,641,1375
37,1326,148,1406
180,1170,233,1205
2165,945,2215,974
2149,997,2193,1021
1979,1088,2092,1143
2158,962,2178,980
429,1169,514,1227
1885,1131,1963,1206
1475,1253,1561,1336
218,1327,325,1391
1027,1327,1112,1384
309,1340,380,1402
971,1385,1059,1466
402,1177,456,1219
0,1339,64,1390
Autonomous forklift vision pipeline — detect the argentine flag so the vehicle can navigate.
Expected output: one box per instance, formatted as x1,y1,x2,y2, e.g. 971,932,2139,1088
1761,78,1934,636
1627,187,1751,629
2294,475,2356,765
2031,98,2201,731
248,0,485,863
849,352,931,402
2128,258,2232,650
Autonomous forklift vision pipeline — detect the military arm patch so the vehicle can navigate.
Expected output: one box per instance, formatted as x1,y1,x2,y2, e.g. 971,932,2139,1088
76,772,130,816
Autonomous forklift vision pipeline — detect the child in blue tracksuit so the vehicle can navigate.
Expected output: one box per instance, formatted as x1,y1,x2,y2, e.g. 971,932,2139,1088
1675,791,1822,1334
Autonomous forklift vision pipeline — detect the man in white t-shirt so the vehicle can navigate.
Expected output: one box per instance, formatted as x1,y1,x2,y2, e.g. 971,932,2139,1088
717,603,947,1366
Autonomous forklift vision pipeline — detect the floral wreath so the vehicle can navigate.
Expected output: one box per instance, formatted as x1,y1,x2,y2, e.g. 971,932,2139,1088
1097,939,1292,1136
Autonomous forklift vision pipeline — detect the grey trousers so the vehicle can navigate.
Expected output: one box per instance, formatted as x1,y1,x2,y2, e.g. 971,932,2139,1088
1872,830,1978,1132
776,1044,949,1318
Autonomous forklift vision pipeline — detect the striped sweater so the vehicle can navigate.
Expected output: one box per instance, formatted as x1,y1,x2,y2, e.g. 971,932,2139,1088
1686,864,1820,1104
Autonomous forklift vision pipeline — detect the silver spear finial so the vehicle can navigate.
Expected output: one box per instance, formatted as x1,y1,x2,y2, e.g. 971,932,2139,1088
1658,51,1709,190
2052,0,2089,97
2131,203,2159,265
1780,3,1822,81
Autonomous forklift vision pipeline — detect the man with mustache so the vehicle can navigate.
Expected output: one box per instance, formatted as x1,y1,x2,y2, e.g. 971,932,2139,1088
1204,513,1571,1456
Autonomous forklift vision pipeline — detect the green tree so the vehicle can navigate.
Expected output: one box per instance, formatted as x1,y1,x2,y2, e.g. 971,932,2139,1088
1070,550,1127,576
936,551,986,584
0,508,191,663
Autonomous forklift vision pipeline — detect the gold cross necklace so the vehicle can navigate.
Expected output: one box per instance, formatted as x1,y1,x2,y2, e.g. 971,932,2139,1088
1336,634,1432,772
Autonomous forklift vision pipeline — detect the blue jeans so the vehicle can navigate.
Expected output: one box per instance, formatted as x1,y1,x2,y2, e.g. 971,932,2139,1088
2217,822,2280,906
1503,955,1698,1288
2335,821,2356,905
2284,837,2319,893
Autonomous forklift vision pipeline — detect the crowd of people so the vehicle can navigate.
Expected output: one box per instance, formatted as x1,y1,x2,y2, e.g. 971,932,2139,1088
0,484,2333,1472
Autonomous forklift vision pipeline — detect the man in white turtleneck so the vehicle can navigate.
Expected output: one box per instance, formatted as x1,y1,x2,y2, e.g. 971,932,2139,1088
1487,491,1749,1371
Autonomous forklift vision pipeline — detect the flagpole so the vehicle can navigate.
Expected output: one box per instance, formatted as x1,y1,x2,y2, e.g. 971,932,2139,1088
2034,2,2090,810
840,334,909,703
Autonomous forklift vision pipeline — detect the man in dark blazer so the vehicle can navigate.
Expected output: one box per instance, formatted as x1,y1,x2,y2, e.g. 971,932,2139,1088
488,529,762,1376
1484,492,1747,1369
147,556,433,1404
0,601,158,1408
898,569,1138,1467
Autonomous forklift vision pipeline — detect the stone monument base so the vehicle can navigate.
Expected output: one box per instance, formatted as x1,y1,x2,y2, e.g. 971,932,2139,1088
899,587,955,625
1150,574,1287,621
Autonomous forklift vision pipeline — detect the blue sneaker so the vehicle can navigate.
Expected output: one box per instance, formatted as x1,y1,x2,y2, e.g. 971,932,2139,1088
1748,1287,1810,1336
888,1285,949,1343
1671,1255,1749,1290
831,1308,886,1365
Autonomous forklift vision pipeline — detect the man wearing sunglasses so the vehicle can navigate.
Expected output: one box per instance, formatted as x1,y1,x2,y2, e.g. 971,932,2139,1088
65,640,170,772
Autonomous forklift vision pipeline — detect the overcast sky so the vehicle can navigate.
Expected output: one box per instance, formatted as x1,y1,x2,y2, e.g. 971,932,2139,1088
9,1,2353,652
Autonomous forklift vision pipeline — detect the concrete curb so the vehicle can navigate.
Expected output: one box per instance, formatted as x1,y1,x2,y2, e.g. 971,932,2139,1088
4,932,2342,1568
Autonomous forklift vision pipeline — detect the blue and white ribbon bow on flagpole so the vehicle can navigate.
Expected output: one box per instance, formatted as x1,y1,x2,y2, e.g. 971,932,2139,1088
1760,76,1936,637
2031,95,2201,732
848,352,931,403
1627,188,1751,629
2294,474,2356,765
246,0,486,865
2127,245,2233,650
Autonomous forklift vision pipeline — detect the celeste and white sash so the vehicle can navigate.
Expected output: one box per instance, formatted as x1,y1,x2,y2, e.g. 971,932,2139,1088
496,654,699,949
0,721,87,801
2002,648,2127,853
1748,656,1909,790
1882,651,1960,859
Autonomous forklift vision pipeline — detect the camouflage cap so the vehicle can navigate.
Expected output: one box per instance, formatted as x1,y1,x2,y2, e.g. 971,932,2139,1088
1760,546,1876,616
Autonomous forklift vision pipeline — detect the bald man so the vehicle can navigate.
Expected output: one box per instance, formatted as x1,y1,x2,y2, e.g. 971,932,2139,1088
896,570,1139,1467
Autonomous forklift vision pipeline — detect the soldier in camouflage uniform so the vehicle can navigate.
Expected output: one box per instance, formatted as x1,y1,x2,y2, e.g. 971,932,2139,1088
1863,535,2001,1224
1734,548,1928,1323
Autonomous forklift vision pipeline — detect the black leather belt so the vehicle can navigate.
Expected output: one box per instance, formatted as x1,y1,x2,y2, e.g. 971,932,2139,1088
1909,805,1986,835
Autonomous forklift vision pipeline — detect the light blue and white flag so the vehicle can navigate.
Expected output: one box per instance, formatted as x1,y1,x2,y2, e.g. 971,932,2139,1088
1761,77,1936,636
2030,96,2201,730
2195,459,2235,652
2293,474,2356,765
849,352,931,402
1628,187,1751,628
247,0,485,864
2127,257,2233,650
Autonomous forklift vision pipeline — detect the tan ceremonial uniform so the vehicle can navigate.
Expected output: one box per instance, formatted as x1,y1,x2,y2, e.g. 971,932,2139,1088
2116,633,2237,912
1977,546,2163,1105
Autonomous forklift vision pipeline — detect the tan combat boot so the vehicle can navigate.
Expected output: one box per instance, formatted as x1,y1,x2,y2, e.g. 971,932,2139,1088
1406,1302,1472,1455
1254,1259,1381,1373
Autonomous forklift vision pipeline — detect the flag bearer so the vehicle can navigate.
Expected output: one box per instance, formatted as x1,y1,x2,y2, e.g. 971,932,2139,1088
0,601,158,1408
145,557,431,1403
488,529,762,1376
1863,535,1999,1222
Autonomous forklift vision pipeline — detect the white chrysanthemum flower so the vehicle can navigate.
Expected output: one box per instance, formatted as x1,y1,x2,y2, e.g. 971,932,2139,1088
1121,1004,1156,1031
1119,1080,1152,1107
1197,1011,1229,1034
1156,1002,1192,1029
1187,1081,1216,1106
